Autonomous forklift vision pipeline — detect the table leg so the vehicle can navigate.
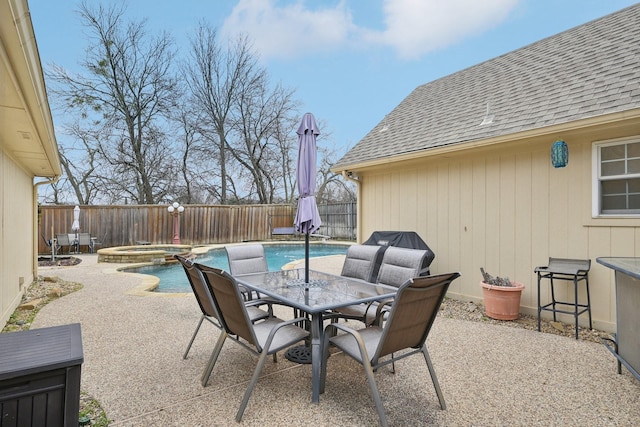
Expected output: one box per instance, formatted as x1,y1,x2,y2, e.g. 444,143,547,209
311,312,323,403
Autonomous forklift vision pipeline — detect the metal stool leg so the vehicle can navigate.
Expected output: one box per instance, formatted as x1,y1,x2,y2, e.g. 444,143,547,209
537,273,542,332
573,276,580,339
585,276,592,330
550,276,557,322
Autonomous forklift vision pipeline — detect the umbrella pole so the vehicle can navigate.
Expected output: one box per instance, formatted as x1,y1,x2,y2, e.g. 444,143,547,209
305,232,310,284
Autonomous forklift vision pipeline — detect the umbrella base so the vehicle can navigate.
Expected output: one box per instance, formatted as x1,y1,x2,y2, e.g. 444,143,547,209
284,345,312,364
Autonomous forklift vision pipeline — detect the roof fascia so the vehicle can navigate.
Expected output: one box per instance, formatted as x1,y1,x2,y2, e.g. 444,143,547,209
331,108,640,173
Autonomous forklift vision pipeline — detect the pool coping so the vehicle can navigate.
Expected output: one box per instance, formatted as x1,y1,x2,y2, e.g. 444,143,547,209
120,241,352,297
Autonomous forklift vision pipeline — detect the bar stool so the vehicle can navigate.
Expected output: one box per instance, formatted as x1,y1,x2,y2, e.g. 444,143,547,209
535,257,591,339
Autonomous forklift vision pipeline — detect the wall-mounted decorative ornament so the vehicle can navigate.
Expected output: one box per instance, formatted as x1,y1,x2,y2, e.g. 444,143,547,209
551,140,568,168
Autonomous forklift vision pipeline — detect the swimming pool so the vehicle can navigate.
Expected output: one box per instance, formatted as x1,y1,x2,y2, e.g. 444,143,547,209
127,243,349,293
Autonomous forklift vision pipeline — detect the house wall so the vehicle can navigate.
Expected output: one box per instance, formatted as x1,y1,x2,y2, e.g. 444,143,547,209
0,149,35,326
357,120,640,332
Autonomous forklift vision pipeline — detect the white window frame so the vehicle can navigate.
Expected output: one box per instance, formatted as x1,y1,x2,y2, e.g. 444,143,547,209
592,135,640,217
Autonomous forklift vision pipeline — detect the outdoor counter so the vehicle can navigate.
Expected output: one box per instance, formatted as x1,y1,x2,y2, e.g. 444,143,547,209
596,257,640,381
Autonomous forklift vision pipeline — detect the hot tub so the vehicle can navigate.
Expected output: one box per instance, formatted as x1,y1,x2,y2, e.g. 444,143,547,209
97,244,192,263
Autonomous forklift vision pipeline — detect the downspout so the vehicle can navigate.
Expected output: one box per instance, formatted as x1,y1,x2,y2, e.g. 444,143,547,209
33,177,59,278
341,171,361,242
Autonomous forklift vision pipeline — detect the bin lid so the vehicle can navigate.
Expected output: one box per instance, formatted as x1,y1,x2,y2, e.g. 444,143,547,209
0,323,83,381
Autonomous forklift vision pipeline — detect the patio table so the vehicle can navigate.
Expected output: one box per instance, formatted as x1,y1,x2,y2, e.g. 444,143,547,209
234,268,398,403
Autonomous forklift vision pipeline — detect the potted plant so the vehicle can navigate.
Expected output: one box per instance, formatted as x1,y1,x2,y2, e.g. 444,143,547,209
480,268,525,320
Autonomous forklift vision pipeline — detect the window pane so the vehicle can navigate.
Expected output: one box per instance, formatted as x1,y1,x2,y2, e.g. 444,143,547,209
629,159,640,174
602,145,625,161
630,195,640,210
602,160,625,176
629,178,640,193
602,180,627,194
602,195,627,210
628,142,640,158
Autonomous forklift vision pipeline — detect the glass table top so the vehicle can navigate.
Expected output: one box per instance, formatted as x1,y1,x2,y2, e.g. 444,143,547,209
235,269,398,313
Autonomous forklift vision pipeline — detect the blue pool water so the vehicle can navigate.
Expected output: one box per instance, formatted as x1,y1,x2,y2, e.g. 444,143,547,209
127,243,349,293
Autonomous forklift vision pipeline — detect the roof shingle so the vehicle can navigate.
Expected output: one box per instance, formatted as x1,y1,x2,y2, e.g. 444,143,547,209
335,4,640,169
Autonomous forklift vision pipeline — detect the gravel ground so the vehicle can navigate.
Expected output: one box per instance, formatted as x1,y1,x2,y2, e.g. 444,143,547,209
438,297,608,344
12,255,634,426
8,261,609,344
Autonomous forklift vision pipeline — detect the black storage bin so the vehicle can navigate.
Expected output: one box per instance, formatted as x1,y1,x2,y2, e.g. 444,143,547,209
0,323,84,427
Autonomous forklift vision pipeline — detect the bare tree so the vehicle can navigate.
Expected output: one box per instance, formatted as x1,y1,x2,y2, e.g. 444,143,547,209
316,144,356,203
46,1,179,204
230,80,299,203
183,23,251,203
184,23,304,204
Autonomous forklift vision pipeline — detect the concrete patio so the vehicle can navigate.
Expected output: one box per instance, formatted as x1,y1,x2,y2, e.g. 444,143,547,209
33,254,640,426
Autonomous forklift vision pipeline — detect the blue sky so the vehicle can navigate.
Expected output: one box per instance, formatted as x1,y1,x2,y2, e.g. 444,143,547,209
29,0,639,156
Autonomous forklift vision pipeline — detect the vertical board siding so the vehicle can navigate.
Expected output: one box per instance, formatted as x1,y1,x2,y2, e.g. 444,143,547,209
358,139,640,332
38,205,296,251
37,202,357,253
1,154,35,328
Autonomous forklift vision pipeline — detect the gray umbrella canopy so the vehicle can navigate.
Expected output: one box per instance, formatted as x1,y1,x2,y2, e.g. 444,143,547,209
294,113,322,234
294,113,322,284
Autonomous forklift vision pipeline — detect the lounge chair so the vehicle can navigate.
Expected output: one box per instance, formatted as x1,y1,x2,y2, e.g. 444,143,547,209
194,264,309,421
174,255,270,360
333,246,430,325
321,272,461,427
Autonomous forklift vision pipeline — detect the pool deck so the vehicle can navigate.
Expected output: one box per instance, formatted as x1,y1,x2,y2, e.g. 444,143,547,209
33,254,640,426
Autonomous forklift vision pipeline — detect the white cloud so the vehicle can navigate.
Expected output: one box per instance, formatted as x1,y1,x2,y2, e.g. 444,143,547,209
221,0,519,60
221,0,355,59
369,0,520,59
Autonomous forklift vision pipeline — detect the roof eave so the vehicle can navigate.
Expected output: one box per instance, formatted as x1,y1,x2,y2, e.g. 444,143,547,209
331,108,640,173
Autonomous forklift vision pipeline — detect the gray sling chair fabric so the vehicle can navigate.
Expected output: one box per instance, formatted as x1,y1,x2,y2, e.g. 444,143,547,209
77,232,93,253
174,255,270,360
55,233,73,254
225,244,270,300
340,244,385,283
194,264,309,422
224,243,299,318
321,272,461,427
334,246,430,325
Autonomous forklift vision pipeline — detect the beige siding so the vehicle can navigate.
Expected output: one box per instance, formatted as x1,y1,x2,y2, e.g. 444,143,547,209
0,150,34,326
358,131,640,333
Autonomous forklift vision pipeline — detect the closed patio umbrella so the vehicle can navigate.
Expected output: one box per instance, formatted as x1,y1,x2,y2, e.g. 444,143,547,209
294,113,322,284
72,205,80,252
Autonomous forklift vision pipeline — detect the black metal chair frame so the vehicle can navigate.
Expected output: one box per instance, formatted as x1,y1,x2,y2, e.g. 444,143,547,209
535,257,592,339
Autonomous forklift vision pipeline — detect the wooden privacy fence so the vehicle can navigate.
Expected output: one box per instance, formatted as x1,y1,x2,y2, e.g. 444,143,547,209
37,202,357,254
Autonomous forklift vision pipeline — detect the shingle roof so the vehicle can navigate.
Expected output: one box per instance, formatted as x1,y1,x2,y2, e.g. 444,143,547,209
334,4,640,169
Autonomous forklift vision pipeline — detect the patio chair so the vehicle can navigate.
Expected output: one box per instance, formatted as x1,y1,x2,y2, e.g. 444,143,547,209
77,232,92,253
340,244,385,283
91,231,107,252
225,244,270,301
333,246,430,325
55,233,73,255
321,272,461,427
174,255,270,360
194,264,309,422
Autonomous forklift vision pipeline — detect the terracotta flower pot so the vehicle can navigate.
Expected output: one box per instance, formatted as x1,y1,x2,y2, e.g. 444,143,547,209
480,281,525,320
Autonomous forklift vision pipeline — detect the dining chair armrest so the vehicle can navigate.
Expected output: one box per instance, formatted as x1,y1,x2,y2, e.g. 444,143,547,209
262,316,310,352
325,321,358,337
364,297,394,326
245,298,273,307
